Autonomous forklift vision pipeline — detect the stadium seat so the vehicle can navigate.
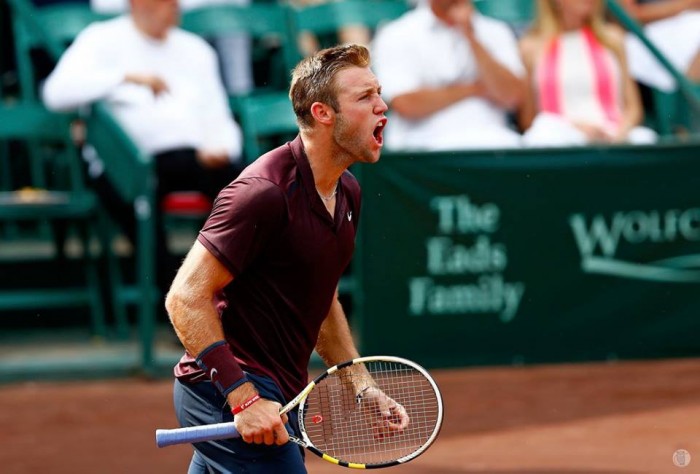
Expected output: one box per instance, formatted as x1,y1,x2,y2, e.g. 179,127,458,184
84,102,158,364
6,0,112,100
290,0,409,52
181,4,304,161
181,3,300,98
473,0,535,34
4,0,112,246
7,0,216,325
0,103,107,337
235,92,299,164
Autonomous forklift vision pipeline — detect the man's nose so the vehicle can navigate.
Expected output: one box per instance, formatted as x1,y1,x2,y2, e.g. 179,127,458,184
375,97,389,114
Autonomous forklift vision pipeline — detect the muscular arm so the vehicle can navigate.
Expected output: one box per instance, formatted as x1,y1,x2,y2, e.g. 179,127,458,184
315,292,361,366
165,240,232,355
166,241,289,445
315,291,410,435
619,0,700,24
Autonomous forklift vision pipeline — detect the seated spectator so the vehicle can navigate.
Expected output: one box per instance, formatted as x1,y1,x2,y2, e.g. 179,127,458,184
519,0,657,146
91,0,254,95
43,0,243,290
620,0,700,91
371,0,526,151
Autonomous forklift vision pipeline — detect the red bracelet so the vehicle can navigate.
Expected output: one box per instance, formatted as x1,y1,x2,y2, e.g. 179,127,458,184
231,394,261,415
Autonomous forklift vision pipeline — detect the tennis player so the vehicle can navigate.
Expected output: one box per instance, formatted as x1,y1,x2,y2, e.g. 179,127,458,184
165,44,406,473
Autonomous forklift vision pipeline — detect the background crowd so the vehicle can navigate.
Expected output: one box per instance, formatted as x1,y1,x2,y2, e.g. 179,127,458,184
1,0,698,155
0,0,698,314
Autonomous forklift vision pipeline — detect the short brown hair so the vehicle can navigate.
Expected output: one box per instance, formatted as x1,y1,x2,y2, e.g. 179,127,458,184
289,44,371,130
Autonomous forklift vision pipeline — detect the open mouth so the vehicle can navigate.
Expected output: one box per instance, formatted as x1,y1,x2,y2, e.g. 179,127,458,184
373,119,387,146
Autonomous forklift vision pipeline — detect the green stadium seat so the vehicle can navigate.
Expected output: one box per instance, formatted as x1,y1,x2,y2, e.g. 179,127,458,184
0,103,107,337
181,3,304,162
4,0,113,246
6,0,112,101
473,0,535,33
290,0,409,52
181,3,300,97
235,92,299,164
83,102,158,367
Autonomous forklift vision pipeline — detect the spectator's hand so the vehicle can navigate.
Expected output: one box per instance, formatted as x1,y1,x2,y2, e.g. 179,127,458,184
197,149,231,169
447,0,476,40
357,386,409,440
124,73,170,96
573,121,615,143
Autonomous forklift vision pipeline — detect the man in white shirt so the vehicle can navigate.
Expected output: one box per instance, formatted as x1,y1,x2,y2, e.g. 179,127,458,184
371,0,526,151
43,0,243,291
90,0,254,95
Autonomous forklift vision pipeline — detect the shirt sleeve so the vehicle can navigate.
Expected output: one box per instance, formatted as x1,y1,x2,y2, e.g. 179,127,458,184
42,22,125,111
197,178,287,276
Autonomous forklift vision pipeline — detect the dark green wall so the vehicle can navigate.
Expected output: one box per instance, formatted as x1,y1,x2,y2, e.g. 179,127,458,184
355,143,700,368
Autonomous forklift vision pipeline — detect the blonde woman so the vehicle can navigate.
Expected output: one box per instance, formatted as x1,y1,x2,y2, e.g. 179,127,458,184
519,0,656,146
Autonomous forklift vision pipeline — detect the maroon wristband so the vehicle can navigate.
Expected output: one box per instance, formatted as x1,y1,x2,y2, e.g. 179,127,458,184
195,341,248,396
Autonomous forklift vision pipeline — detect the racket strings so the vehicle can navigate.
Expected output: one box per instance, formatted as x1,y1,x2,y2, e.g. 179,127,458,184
302,361,440,465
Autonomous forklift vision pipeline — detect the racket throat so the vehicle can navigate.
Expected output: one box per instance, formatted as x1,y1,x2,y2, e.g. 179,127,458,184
289,435,308,448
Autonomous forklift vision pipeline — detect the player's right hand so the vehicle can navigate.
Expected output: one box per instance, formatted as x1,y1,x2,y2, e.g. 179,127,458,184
228,385,289,446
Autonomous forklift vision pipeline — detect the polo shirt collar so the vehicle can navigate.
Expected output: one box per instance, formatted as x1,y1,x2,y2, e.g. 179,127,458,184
289,135,340,225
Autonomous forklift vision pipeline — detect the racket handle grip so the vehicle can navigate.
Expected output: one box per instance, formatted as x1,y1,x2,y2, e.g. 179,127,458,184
156,422,240,448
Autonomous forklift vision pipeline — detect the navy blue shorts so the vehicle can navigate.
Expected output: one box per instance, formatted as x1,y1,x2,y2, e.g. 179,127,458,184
173,373,307,474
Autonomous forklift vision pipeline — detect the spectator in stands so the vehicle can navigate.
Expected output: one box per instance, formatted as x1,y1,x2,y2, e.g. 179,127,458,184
518,0,656,146
42,0,243,290
370,0,526,151
91,0,255,95
620,0,700,91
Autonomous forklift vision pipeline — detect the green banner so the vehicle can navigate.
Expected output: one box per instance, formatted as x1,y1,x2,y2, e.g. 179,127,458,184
355,143,700,367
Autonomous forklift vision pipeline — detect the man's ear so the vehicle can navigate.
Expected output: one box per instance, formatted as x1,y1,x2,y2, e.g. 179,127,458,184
310,102,335,126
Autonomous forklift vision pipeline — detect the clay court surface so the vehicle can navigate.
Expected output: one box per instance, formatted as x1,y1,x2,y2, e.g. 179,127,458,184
1,357,698,474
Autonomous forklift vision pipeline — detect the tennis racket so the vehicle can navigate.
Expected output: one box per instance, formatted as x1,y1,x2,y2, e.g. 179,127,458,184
156,355,443,469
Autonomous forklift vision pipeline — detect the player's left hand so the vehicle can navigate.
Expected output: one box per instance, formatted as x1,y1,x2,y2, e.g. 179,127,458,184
358,387,410,439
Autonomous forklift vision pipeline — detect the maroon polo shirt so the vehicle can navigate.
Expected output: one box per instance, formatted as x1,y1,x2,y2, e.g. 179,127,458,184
174,135,361,401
